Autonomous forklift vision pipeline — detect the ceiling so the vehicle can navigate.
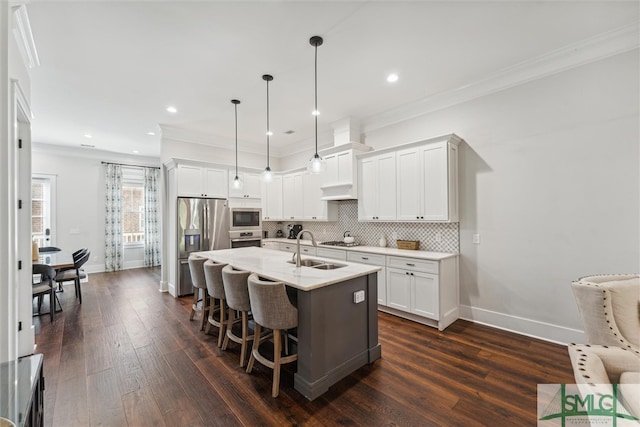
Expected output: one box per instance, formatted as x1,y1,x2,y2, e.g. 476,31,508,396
26,1,638,158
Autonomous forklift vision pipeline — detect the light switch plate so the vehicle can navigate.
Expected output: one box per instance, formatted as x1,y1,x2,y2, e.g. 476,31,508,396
353,290,365,304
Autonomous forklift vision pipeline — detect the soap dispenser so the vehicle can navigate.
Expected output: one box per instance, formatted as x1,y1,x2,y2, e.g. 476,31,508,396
378,235,387,247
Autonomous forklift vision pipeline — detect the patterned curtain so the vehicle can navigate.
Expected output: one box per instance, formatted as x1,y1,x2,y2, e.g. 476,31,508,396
144,167,161,267
104,163,123,272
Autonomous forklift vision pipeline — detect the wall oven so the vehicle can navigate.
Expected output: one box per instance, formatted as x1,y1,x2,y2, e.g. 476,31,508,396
229,208,262,231
229,230,262,248
228,208,262,248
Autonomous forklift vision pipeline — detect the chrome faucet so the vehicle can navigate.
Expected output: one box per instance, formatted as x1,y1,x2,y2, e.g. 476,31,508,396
293,229,318,267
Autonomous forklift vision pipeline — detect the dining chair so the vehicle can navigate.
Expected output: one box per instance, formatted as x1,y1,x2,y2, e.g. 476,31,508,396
54,250,90,303
32,264,60,321
53,248,87,292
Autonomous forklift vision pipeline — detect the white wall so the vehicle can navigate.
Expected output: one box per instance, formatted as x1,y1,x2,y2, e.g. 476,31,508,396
358,50,639,342
32,145,160,273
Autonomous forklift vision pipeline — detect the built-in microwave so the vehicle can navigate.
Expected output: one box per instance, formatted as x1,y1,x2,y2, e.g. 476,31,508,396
229,207,262,231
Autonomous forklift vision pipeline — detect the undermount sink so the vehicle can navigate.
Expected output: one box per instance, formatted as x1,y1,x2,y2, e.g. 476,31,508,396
287,259,346,269
311,263,345,270
287,259,324,267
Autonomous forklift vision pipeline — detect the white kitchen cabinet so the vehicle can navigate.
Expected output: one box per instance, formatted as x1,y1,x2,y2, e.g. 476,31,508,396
316,247,347,261
386,267,411,312
261,175,283,220
358,152,396,221
303,172,337,221
279,242,297,253
228,171,261,199
396,141,457,221
282,172,303,220
347,251,386,305
262,241,280,249
383,255,458,330
177,164,227,198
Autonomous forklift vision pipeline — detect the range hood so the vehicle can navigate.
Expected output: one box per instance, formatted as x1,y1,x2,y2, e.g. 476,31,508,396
320,118,372,201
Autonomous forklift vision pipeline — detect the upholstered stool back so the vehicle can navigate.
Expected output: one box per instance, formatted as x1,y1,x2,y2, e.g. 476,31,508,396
188,256,208,290
248,275,297,331
203,260,228,346
187,256,209,331
204,260,227,299
222,265,251,312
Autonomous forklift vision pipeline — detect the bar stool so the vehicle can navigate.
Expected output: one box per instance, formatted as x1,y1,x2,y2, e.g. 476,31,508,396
246,273,298,398
188,256,209,331
221,265,253,367
203,259,228,347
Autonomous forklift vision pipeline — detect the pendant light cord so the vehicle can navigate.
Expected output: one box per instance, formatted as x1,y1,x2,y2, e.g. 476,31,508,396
314,41,318,156
266,78,270,168
234,102,238,177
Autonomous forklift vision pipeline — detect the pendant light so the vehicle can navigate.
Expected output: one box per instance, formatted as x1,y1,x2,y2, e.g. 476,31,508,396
307,35,326,174
231,99,243,190
261,74,274,182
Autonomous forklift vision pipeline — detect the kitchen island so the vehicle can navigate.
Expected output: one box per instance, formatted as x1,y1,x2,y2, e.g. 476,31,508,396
194,246,382,400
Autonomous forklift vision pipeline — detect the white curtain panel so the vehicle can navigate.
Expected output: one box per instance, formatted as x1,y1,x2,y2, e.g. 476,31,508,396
104,163,123,272
144,167,161,267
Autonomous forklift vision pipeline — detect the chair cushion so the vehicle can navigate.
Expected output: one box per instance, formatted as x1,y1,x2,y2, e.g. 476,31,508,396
32,283,51,296
55,268,86,282
620,371,640,418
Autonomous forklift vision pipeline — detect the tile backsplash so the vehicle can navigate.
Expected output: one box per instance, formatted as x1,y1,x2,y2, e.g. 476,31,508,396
263,200,459,253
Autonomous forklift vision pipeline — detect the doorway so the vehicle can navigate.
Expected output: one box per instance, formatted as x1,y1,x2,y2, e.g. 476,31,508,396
31,174,56,249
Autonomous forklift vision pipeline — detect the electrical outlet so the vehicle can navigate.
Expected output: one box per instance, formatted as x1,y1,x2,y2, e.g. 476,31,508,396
353,290,365,304
473,234,480,244
434,232,442,243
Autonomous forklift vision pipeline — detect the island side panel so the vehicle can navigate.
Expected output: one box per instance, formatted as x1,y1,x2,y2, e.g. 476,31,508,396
294,273,381,400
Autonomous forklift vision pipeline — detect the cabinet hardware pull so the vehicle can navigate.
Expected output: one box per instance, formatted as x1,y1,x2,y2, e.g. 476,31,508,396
362,257,368,260
406,263,415,266
411,273,414,276
405,272,409,275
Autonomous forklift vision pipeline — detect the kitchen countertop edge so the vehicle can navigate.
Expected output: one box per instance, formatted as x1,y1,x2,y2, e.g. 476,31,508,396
263,238,458,260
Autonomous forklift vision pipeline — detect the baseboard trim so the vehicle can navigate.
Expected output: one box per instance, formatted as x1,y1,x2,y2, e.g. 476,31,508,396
459,304,585,345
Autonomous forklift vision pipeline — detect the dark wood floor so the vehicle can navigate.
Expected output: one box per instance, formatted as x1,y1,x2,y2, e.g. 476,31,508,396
32,267,574,426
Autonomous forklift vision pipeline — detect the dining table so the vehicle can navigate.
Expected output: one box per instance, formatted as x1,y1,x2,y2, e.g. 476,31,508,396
37,250,74,269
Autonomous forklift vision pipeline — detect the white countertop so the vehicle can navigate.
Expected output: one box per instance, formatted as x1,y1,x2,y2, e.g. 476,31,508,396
264,238,458,261
193,247,380,291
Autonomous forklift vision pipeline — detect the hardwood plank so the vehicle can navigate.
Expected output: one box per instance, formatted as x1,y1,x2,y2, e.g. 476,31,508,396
163,349,242,426
86,368,127,427
52,374,89,427
122,386,166,427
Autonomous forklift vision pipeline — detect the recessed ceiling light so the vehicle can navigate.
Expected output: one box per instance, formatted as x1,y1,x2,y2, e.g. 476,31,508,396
387,73,399,83
166,106,177,113
83,133,93,138
132,150,139,154
147,131,156,136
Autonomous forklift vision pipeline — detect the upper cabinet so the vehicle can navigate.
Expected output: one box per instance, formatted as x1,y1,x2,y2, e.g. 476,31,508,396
176,164,227,198
261,175,283,221
358,134,461,222
358,152,397,221
282,170,337,221
228,171,261,199
319,144,371,200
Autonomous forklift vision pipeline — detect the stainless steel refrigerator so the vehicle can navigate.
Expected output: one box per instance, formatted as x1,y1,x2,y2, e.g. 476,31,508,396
177,197,230,296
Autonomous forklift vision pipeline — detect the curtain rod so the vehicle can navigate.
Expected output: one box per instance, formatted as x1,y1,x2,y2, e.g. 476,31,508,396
101,161,160,170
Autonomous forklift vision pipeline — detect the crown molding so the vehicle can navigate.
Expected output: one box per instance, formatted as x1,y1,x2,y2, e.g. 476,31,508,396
32,142,160,166
159,124,266,156
159,123,334,159
11,3,39,69
362,22,640,135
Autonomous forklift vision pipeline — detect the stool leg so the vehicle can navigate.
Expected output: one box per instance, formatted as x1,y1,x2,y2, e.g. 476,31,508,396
272,329,282,398
217,300,227,348
204,296,214,334
246,323,261,373
283,330,289,356
221,310,234,350
239,311,248,367
199,290,208,331
190,290,198,321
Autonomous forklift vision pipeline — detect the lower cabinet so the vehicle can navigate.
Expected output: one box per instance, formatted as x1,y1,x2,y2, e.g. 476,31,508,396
384,255,458,331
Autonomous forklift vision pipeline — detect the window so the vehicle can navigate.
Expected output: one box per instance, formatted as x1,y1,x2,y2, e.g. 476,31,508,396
122,183,144,245
31,176,54,247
